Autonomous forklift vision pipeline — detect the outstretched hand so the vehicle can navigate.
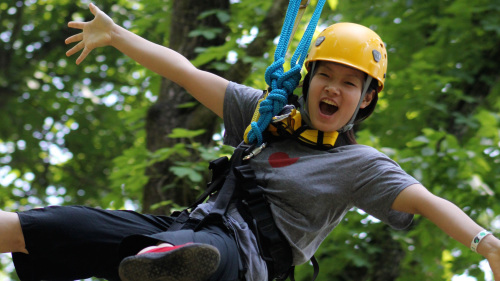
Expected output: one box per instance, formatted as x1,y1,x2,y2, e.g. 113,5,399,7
65,3,114,64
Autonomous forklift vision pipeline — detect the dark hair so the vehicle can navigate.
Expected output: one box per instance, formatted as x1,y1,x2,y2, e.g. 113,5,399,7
301,68,379,145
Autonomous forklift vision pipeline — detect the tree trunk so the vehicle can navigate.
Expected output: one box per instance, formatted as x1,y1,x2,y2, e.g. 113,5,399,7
142,0,288,214
142,0,229,214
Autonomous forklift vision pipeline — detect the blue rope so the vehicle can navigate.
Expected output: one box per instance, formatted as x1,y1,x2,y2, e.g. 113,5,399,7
247,0,326,145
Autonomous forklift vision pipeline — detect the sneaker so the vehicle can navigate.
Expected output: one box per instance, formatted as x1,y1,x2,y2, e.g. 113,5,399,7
119,242,221,281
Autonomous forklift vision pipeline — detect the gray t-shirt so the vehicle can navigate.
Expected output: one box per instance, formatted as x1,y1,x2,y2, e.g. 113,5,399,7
192,82,420,280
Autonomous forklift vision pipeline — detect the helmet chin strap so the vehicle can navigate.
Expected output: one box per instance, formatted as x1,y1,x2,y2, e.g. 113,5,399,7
299,61,317,128
337,75,372,133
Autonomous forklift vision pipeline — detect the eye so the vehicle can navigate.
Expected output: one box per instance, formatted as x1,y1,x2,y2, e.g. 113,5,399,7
345,81,356,87
317,72,329,78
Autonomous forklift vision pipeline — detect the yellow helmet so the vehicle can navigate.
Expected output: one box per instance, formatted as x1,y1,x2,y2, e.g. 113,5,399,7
305,22,387,92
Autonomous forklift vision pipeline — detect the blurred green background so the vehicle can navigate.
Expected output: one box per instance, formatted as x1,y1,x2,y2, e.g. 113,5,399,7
0,0,499,280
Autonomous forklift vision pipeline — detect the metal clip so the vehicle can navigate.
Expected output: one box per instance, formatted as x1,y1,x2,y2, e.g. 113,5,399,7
272,105,295,123
243,143,267,161
273,113,290,123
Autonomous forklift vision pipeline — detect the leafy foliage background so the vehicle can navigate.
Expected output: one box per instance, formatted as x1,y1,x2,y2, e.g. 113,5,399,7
0,0,499,280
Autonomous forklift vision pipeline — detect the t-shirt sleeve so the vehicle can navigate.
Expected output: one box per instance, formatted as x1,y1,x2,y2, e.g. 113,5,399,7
222,82,265,147
350,148,420,230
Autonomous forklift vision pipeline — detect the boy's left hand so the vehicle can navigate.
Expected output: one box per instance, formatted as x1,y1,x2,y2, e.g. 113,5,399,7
65,3,114,64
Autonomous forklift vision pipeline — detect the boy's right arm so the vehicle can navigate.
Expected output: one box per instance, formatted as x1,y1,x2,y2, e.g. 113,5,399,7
65,3,228,117
392,184,500,279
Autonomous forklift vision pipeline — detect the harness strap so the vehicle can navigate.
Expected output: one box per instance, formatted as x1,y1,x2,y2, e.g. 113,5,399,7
234,164,293,280
191,156,230,209
203,144,249,218
168,156,230,231
289,255,320,281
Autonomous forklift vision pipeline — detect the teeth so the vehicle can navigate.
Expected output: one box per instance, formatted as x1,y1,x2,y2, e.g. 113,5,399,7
321,99,338,106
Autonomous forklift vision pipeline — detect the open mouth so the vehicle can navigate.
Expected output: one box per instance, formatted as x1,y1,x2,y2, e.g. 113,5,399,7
319,99,338,116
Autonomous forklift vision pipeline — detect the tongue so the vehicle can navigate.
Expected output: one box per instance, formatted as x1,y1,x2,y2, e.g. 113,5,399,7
320,102,337,115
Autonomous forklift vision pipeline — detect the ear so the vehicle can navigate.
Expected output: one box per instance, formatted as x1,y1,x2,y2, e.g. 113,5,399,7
360,90,375,109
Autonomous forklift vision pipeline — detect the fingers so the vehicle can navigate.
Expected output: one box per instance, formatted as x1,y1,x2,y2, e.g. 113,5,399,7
66,42,92,65
68,3,98,29
68,21,85,30
66,3,99,64
66,41,84,58
76,47,91,65
65,33,83,45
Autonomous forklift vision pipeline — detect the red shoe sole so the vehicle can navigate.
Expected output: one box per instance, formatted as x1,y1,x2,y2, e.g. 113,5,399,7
119,243,220,281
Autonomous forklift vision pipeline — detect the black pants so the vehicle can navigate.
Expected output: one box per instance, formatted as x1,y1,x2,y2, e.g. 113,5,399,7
12,206,241,281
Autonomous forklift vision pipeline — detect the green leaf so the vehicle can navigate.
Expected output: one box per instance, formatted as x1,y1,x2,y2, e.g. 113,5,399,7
327,0,339,10
169,166,203,182
176,102,198,109
406,135,429,147
188,27,223,40
198,9,231,24
168,128,206,139
190,38,236,67
216,10,231,23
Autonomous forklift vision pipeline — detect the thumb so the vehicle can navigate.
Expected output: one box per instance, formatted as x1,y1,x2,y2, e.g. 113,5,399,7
89,3,99,16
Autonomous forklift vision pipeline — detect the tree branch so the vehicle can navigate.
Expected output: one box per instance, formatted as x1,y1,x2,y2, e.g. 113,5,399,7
225,0,288,83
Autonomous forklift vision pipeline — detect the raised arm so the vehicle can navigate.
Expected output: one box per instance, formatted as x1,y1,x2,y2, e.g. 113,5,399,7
65,3,228,117
392,183,500,279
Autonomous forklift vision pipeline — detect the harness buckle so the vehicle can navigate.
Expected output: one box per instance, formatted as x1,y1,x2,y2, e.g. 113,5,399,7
242,142,267,161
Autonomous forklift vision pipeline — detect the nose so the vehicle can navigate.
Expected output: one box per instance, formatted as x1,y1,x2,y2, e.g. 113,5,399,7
324,83,340,95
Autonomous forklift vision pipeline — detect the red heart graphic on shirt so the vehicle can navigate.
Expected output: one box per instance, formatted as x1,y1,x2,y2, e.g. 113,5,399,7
268,152,299,168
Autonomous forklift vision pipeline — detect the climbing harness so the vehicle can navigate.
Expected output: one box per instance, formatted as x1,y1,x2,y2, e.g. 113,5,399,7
170,140,320,281
169,143,292,280
169,1,331,280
